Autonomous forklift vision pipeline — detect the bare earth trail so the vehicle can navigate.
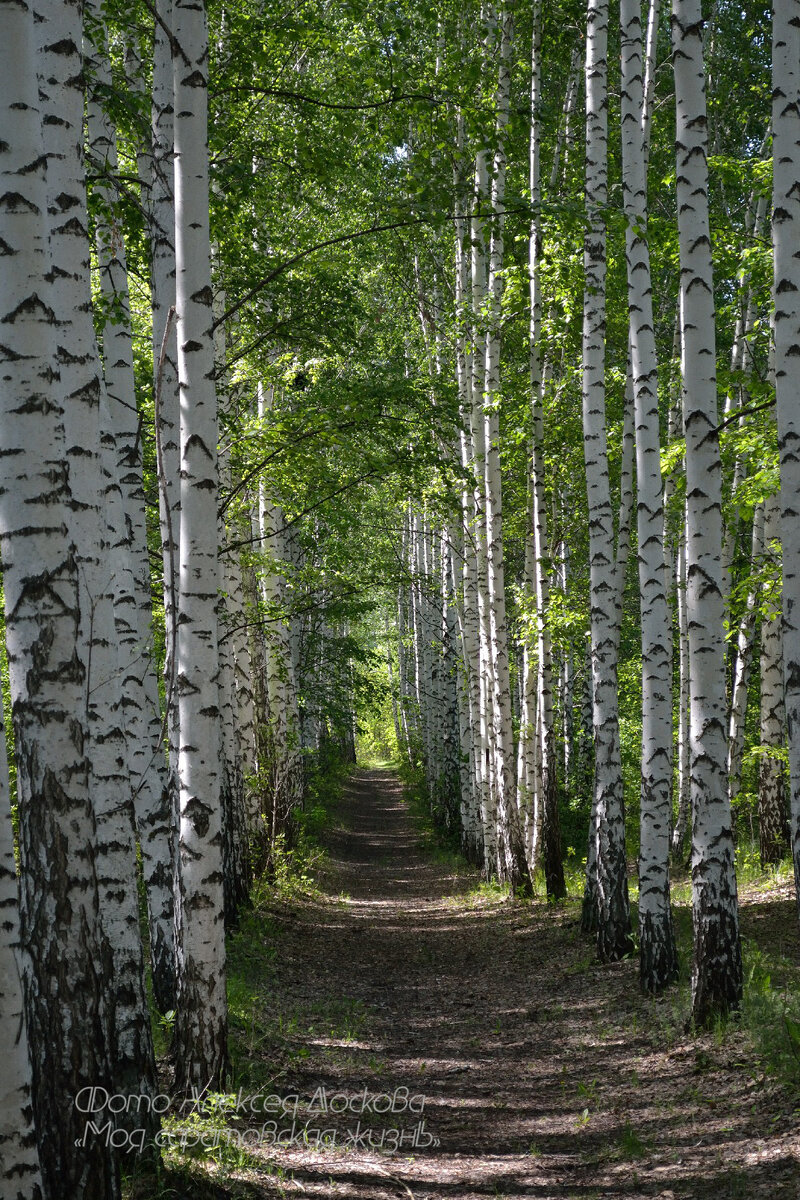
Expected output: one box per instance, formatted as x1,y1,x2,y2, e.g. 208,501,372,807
235,769,800,1200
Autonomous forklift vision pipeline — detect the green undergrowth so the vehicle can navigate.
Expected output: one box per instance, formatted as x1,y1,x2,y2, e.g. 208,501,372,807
445,877,511,908
615,883,800,1095
129,760,352,1196
668,839,795,907
634,924,800,1095
225,756,351,1079
558,833,798,1093
664,846,800,1090
738,938,800,1089
398,759,470,874
356,753,398,770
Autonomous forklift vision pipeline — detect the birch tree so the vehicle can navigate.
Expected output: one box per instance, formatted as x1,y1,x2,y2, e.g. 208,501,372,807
673,0,742,1021
482,8,531,892
172,0,228,1089
772,0,800,916
0,0,118,1190
36,0,158,1126
759,490,789,865
620,0,677,992
581,0,633,959
470,118,500,880
527,0,565,898
0,713,41,1198
86,2,176,1016
149,0,182,827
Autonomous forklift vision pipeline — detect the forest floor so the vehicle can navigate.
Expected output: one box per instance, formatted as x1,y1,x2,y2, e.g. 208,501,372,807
139,768,800,1199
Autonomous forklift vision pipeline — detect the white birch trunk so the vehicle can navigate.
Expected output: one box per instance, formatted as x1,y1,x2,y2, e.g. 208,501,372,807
772,0,800,916
581,0,633,959
727,506,765,809
41,0,157,1132
0,716,42,1197
218,552,249,924
758,491,789,864
93,399,159,1132
528,0,565,898
721,188,769,615
0,4,119,1190
620,0,677,992
662,319,683,587
471,128,499,878
258,386,302,828
150,0,182,816
214,303,250,922
673,0,742,1021
454,144,484,861
672,512,692,859
582,376,634,931
482,8,530,892
87,8,176,1015
172,0,228,1089
641,0,661,170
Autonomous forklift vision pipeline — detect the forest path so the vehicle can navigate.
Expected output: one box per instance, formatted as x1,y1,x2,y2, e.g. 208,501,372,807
229,768,799,1200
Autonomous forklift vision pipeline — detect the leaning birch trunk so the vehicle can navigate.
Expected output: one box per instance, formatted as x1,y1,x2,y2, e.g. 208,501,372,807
87,7,176,1014
172,0,228,1090
483,8,531,892
620,0,677,992
772,0,800,917
0,716,42,1197
759,490,790,865
0,4,119,1192
642,0,661,170
581,0,633,959
673,0,742,1021
529,0,565,898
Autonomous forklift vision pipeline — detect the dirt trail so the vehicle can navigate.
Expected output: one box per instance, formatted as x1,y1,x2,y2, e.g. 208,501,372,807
236,769,799,1199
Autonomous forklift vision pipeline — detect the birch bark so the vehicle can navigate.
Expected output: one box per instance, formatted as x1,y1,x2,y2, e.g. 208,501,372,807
582,0,633,959
471,133,499,878
483,8,531,892
672,511,692,859
40,0,157,1139
454,125,484,862
621,0,677,992
0,712,42,1197
528,0,565,898
149,0,182,819
172,0,228,1089
673,0,742,1020
0,3,118,1190
759,490,789,865
86,6,176,1015
772,0,800,916
726,507,764,809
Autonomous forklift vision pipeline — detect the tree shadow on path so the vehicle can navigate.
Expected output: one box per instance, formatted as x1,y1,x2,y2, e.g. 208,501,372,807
146,768,800,1200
